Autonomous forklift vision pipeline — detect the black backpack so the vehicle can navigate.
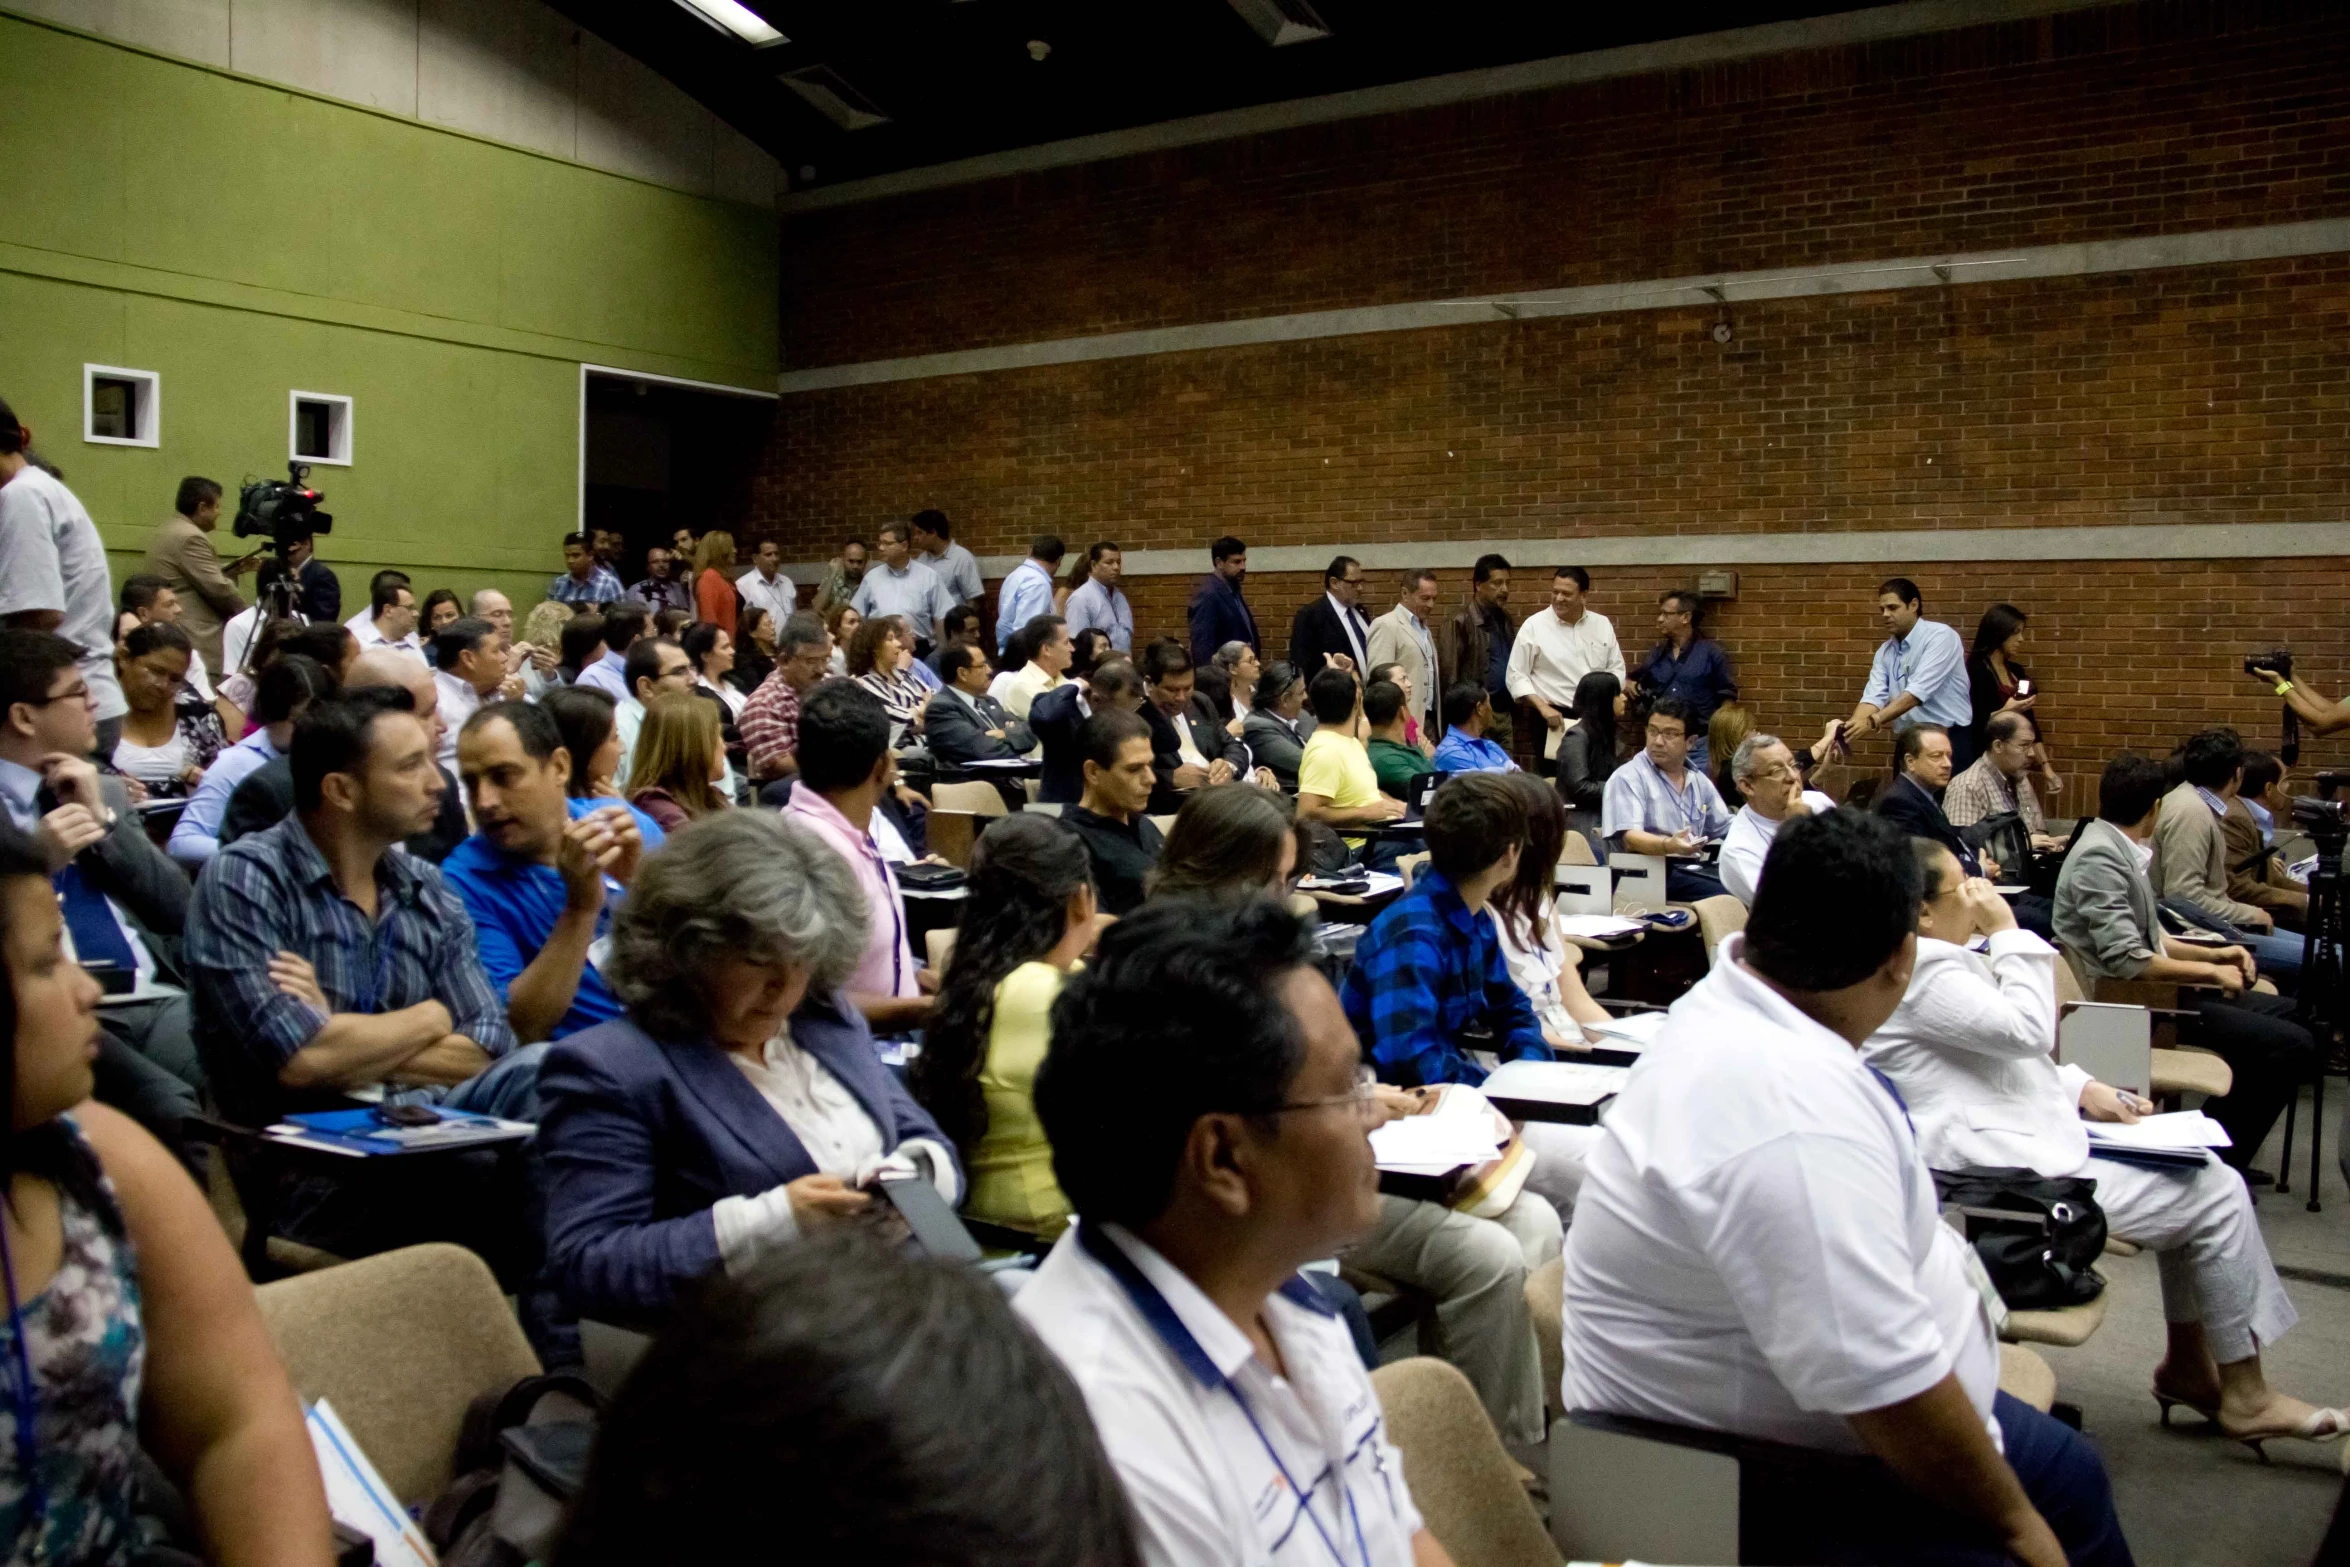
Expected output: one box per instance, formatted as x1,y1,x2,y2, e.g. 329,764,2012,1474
423,1373,605,1567
1932,1167,2107,1311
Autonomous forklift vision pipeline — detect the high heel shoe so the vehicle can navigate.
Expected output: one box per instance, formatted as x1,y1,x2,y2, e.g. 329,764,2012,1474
2237,1407,2350,1464
2154,1389,2220,1427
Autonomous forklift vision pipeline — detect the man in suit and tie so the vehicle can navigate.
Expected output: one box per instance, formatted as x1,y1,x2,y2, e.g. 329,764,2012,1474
0,630,205,1153
1033,658,1144,806
925,644,1037,767
1138,641,1258,815
1186,535,1260,665
1286,555,1372,677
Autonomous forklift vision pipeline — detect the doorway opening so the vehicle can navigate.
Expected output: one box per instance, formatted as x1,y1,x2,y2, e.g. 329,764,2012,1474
579,365,777,587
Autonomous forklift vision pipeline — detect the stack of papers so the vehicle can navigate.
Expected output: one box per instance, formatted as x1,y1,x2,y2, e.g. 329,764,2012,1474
1581,1009,1669,1065
1371,1088,1506,1175
2086,1110,2231,1168
266,1108,535,1158
1556,914,1645,942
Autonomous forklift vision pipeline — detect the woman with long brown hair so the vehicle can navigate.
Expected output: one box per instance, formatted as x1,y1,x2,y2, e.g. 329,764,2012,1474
624,695,731,834
692,531,738,638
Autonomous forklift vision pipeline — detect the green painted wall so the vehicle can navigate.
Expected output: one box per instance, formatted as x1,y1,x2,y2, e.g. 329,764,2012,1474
0,10,777,609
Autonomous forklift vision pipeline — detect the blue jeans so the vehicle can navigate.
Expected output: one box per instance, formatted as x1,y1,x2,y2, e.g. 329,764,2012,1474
440,1040,552,1121
2245,927,2304,992
1743,1392,2133,1567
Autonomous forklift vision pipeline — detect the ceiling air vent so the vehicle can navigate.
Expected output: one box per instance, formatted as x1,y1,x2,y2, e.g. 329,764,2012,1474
673,0,786,47
779,65,892,130
1226,0,1331,46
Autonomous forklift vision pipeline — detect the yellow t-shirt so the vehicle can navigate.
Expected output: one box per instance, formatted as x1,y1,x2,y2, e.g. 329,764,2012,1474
965,961,1072,1239
1298,728,1382,847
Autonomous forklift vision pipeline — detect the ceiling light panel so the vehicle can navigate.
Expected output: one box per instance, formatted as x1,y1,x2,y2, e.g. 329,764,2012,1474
779,65,892,131
675,0,787,47
1226,0,1331,46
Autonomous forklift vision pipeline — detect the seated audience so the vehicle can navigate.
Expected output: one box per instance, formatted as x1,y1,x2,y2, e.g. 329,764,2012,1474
1488,771,1614,1046
1199,638,1259,727
909,815,1099,1241
1139,641,1249,814
445,701,654,1046
1432,680,1517,774
110,622,226,798
612,636,696,783
2055,754,2316,1175
1342,772,1597,1214
1,631,206,1152
1060,709,1165,916
544,684,625,800
430,615,506,768
1363,678,1435,800
682,620,745,719
781,683,932,1033
1297,668,1408,865
0,826,337,1564
1708,699,1755,806
1018,898,1453,1565
624,694,731,834
1869,838,2338,1456
987,614,1071,721
849,615,930,739
1944,710,2061,852
1240,661,1314,792
516,598,572,696
553,1236,1139,1567
2153,728,2301,985
537,811,960,1325
220,648,469,863
576,603,648,701
1032,657,1144,806
1563,809,2129,1567
1599,693,1731,901
556,611,607,688
924,644,1037,766
731,605,779,693
924,603,984,682
1718,731,1838,905
1148,782,1299,905
1554,669,1625,843
215,613,306,716
1068,626,1116,679
185,687,534,1129
1877,724,2056,935
1369,660,1433,753
171,653,331,869
738,611,832,784
2225,748,2306,930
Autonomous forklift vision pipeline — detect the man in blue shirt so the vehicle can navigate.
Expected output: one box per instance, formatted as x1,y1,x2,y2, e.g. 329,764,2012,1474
993,535,1064,655
1846,576,1970,757
548,531,624,607
442,701,658,1045
1634,590,1737,773
850,520,957,655
1063,541,1134,652
1431,682,1518,775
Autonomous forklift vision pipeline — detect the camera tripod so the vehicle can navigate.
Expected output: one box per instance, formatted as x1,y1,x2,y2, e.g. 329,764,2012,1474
2276,813,2345,1211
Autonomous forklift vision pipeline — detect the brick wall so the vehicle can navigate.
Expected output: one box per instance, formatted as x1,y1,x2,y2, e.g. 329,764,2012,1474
751,0,2350,792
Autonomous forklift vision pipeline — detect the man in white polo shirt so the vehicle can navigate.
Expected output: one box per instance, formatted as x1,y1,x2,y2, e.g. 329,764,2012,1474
1717,730,1838,905
1562,809,2128,1567
1020,897,1448,1567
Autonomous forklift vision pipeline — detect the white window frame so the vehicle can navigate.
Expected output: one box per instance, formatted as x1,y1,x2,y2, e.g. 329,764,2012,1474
289,390,354,467
83,364,160,448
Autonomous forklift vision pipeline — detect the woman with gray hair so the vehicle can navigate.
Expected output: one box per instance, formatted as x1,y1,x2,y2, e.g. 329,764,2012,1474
536,810,962,1325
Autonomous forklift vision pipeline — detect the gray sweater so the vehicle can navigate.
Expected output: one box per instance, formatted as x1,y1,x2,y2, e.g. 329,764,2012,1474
2051,817,2161,980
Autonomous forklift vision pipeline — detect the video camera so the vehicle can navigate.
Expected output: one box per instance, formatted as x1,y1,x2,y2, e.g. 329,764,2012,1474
2247,649,2302,764
233,462,333,546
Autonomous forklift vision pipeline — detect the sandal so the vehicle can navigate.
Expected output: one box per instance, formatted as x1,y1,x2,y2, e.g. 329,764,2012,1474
2153,1387,2222,1427
2234,1406,2350,1463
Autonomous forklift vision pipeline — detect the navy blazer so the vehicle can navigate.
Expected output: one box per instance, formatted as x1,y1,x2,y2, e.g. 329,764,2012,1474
1031,682,1091,804
1287,596,1369,678
1875,773,1981,877
536,993,958,1325
1187,573,1260,665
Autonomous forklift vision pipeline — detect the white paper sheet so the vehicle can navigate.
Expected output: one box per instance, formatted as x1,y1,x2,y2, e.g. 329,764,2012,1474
2085,1110,2233,1152
308,1399,437,1567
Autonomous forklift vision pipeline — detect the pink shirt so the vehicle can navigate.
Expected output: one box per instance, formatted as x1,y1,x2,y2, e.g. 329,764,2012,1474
781,787,918,1002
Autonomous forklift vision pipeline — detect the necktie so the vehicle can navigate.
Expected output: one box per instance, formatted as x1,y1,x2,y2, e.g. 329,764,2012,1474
55,864,136,971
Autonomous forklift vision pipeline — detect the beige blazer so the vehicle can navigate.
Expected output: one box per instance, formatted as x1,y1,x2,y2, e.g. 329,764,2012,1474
142,515,247,671
1366,605,1439,732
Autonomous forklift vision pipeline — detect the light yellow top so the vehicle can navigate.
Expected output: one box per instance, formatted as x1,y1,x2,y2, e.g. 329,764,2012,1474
1298,728,1383,848
965,960,1071,1239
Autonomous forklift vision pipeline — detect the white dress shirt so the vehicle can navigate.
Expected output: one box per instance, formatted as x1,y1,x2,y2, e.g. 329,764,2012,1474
735,567,796,631
1718,790,1837,905
352,616,426,663
1325,592,1371,670
987,662,1064,720
1489,897,1579,1041
1505,607,1624,713
433,670,483,768
1019,1222,1425,1567
1862,932,2089,1177
1562,934,2002,1454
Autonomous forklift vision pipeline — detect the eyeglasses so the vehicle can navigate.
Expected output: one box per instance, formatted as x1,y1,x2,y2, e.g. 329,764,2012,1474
1645,726,1686,742
27,682,92,708
1264,1083,1382,1124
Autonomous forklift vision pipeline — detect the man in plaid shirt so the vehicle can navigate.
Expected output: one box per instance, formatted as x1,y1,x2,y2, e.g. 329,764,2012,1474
548,531,623,607
184,687,531,1128
739,609,835,783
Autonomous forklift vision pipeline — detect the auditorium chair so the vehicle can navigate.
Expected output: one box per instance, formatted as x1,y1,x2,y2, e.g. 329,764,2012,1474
1371,1357,1560,1567
1693,895,1747,969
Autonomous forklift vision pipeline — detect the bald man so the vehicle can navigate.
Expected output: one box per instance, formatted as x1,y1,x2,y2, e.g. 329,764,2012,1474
217,649,470,861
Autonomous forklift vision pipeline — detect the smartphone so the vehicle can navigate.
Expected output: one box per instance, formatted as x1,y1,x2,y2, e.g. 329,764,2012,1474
874,1173,983,1263
2017,679,2033,697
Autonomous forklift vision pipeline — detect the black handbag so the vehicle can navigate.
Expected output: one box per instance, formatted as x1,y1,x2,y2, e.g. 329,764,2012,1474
1932,1167,2107,1310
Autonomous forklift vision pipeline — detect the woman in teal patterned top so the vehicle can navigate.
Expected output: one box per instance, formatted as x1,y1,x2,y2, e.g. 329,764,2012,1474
0,824,332,1564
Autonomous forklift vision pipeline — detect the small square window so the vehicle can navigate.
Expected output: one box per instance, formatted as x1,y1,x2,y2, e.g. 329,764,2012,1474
289,391,353,467
83,365,160,447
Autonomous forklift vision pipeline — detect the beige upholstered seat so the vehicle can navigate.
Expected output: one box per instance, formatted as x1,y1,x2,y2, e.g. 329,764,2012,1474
1557,834,1597,867
1372,1357,1562,1567
2001,1276,2109,1348
931,780,1008,816
1692,895,1746,968
255,1244,540,1506
1998,1344,2058,1412
2152,1047,2232,1100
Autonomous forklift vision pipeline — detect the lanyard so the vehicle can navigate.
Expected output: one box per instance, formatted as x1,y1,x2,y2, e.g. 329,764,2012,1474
1646,755,1705,834
1077,1224,1373,1567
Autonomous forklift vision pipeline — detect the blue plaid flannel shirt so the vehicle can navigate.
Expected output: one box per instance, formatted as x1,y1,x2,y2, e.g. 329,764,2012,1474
184,815,515,1114
547,565,624,606
1338,869,1550,1087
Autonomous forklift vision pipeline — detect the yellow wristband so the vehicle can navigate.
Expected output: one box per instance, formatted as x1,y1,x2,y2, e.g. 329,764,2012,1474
2276,680,2295,696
